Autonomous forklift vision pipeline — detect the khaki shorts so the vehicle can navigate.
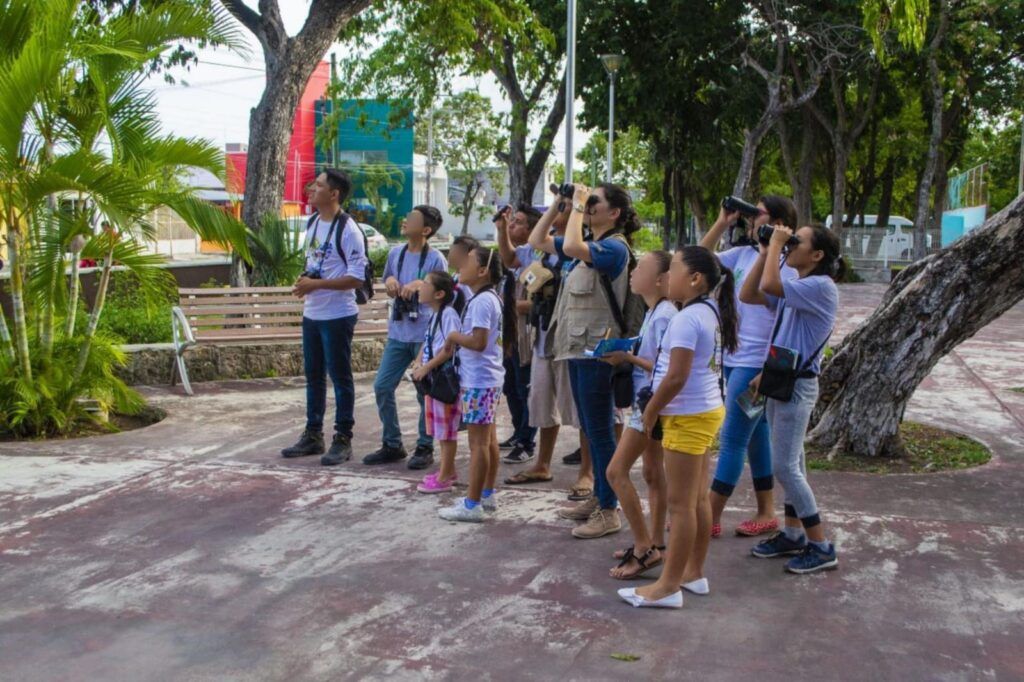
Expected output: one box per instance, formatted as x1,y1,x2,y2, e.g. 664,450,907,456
528,354,579,429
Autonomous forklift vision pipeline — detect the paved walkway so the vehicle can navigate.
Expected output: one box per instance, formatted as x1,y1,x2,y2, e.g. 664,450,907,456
1,285,1023,681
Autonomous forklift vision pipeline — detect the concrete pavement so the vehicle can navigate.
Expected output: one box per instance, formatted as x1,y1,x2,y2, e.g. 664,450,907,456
1,284,1023,681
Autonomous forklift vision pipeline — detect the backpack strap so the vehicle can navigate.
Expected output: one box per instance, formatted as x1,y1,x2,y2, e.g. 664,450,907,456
768,300,832,377
596,231,633,336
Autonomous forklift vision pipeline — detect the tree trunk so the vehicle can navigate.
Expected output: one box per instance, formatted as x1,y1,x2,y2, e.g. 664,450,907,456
502,72,567,207
830,144,848,239
733,118,772,197
5,216,31,380
810,192,1024,458
0,306,15,365
221,0,372,286
795,113,817,225
875,155,897,227
73,246,114,383
661,166,673,250
912,1,948,261
673,170,687,250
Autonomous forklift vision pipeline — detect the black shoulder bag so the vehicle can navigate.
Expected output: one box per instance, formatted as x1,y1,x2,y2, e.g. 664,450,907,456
415,308,461,405
758,302,829,402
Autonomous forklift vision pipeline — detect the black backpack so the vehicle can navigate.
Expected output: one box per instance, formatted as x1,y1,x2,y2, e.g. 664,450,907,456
306,212,375,304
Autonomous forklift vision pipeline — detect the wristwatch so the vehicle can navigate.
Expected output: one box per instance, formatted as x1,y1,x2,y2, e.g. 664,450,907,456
573,201,586,213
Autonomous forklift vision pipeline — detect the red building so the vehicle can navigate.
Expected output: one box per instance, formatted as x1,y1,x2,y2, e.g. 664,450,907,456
225,61,331,217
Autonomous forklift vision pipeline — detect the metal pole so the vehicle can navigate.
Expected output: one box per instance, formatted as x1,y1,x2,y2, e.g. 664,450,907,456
426,109,434,205
564,0,576,183
606,71,615,183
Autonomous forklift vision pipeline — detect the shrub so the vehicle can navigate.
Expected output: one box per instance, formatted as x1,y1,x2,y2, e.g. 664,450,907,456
631,227,663,253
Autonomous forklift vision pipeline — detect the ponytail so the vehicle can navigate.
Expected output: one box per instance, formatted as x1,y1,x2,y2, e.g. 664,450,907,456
807,226,845,281
597,182,642,240
679,246,738,353
714,265,739,354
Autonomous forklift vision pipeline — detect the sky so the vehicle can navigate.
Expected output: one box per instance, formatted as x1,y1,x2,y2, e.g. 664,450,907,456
147,1,595,173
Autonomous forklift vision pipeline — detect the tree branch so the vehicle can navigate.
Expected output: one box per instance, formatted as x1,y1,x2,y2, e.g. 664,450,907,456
220,0,264,41
525,68,568,182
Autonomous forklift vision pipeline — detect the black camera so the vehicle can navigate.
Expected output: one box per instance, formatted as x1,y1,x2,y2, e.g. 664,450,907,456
492,204,512,224
721,195,761,217
729,217,755,247
757,224,800,248
392,294,420,322
300,270,321,280
635,386,663,441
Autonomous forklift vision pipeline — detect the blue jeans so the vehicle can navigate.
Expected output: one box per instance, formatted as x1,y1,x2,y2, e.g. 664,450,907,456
568,359,617,509
374,338,430,450
711,365,774,497
303,315,357,437
502,354,536,448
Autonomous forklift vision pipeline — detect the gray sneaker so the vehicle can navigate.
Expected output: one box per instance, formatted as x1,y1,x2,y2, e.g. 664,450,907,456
482,493,497,513
438,498,484,523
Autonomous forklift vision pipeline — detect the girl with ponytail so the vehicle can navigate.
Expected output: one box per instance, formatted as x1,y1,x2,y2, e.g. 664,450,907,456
739,224,841,575
618,246,736,610
437,248,507,523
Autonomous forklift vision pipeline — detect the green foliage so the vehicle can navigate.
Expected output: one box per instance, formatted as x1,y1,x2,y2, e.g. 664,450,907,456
959,114,1022,214
0,333,143,438
415,92,505,233
94,271,177,344
631,228,663,254
0,0,252,437
368,248,390,275
248,215,305,286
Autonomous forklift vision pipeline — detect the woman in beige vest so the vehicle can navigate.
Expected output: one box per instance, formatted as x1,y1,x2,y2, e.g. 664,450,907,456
529,182,641,539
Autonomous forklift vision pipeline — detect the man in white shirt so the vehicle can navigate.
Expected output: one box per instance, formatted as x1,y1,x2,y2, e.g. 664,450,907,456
281,169,368,465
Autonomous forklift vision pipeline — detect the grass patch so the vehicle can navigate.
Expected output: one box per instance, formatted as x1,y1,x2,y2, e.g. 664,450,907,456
806,421,990,474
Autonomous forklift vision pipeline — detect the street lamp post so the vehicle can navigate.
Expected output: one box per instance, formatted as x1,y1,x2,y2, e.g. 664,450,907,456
600,54,623,184
564,0,577,183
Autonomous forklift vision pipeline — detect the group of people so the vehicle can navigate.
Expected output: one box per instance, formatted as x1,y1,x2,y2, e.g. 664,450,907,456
282,167,845,610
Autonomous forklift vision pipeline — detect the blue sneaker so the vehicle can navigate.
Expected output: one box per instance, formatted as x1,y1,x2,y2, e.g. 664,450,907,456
751,532,807,558
785,544,839,574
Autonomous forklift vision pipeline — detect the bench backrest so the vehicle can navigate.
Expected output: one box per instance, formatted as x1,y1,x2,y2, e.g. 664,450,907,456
177,285,390,342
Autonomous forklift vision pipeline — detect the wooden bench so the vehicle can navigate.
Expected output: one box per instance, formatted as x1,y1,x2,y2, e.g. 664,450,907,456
171,285,390,395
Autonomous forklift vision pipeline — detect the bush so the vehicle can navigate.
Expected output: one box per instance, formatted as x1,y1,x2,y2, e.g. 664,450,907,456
632,227,663,253
840,256,864,283
368,248,390,275
95,270,176,345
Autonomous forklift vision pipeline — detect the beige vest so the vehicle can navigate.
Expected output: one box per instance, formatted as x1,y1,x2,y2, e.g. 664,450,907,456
547,233,631,361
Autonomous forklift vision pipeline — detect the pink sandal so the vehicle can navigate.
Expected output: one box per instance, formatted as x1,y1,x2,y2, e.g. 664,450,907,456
735,518,779,537
417,472,457,494
711,523,722,538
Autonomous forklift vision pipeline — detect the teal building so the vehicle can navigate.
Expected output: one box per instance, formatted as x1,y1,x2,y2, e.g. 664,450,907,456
314,99,414,238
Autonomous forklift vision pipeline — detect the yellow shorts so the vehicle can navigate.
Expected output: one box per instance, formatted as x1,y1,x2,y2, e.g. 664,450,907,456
660,406,726,455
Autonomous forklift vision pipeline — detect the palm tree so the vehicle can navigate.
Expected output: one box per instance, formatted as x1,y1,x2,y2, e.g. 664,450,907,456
0,0,253,435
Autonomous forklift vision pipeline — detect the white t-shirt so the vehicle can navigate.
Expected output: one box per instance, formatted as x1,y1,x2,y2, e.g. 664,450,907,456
457,288,505,389
653,301,723,416
514,243,535,278
717,247,796,368
632,299,677,400
421,306,461,364
301,214,367,321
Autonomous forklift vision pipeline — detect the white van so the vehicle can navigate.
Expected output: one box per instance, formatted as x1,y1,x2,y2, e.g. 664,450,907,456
824,214,913,230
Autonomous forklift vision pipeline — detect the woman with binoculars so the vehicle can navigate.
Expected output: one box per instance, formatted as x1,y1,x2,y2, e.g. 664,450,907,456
700,195,799,540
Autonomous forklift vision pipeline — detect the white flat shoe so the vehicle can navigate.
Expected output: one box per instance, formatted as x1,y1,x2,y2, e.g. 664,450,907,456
617,587,683,609
682,578,709,595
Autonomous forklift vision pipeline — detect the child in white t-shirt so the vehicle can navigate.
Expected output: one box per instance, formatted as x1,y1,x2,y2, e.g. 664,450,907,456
411,271,463,494
438,247,506,523
620,246,738,610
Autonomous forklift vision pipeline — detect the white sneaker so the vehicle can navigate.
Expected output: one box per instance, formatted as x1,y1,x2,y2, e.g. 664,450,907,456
617,587,683,609
438,498,484,523
481,493,497,513
682,578,710,596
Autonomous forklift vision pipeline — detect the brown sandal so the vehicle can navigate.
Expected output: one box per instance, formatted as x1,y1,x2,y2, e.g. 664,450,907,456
504,470,554,485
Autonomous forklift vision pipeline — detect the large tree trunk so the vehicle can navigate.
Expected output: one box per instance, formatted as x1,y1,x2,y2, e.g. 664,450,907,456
795,113,817,225
810,192,1024,458
830,144,848,236
221,0,372,286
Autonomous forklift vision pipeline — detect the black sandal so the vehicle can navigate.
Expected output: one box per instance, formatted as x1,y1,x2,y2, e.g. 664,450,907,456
612,546,663,580
613,544,666,560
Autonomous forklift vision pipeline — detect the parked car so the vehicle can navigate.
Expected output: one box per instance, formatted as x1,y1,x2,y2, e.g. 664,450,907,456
288,215,390,251
358,222,389,251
